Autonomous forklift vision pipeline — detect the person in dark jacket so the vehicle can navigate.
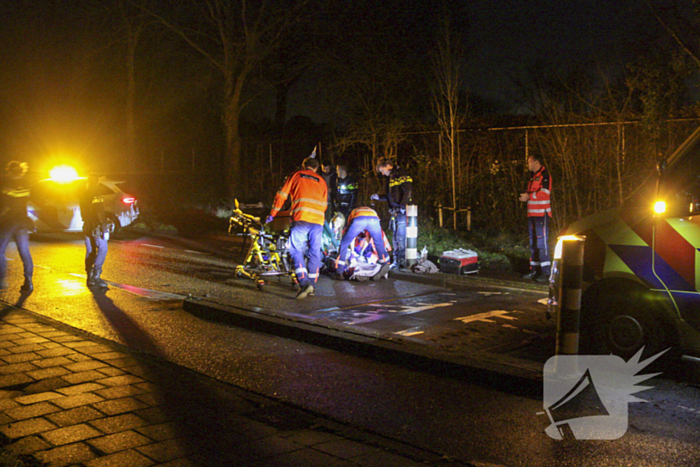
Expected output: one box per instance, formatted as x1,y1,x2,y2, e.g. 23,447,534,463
0,161,33,292
371,158,413,269
320,164,336,222
80,173,110,288
335,165,358,218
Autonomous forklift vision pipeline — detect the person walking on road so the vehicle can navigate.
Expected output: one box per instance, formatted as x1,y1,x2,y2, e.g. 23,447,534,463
519,154,552,283
267,156,328,299
0,161,34,293
80,173,110,289
333,206,390,281
371,158,413,269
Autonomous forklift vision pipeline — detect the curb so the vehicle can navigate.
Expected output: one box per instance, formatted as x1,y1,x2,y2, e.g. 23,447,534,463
182,296,544,389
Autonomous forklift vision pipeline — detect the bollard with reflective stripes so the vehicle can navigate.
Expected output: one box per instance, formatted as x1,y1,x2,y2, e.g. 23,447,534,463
555,236,585,356
405,204,418,267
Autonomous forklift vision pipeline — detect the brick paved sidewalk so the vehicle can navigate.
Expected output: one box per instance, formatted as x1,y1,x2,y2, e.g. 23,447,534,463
0,307,469,467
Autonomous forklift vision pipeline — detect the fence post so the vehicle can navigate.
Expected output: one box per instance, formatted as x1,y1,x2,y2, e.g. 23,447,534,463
405,204,418,267
555,236,586,356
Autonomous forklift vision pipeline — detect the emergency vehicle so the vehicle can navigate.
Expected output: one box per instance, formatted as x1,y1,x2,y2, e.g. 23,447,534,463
549,125,700,361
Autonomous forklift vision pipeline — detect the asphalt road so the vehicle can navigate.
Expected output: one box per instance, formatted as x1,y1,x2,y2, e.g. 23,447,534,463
1,231,699,466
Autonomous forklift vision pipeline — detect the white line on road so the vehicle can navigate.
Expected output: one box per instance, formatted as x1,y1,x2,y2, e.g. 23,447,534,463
68,273,185,300
106,283,186,300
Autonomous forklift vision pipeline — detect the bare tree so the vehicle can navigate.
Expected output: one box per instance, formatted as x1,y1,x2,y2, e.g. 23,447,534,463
430,12,469,229
143,0,312,198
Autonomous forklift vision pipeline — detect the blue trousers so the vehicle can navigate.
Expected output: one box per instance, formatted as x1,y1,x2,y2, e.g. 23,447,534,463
392,211,407,265
85,234,108,274
0,223,33,281
528,215,551,275
289,221,323,287
336,216,389,274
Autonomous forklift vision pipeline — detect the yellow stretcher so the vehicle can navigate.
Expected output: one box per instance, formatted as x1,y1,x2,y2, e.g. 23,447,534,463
228,200,296,290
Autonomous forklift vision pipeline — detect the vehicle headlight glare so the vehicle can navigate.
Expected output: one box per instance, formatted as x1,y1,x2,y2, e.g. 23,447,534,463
49,165,79,184
654,201,666,214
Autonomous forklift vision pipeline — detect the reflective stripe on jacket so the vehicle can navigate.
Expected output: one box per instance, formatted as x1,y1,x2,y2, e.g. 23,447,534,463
347,207,379,224
526,166,552,217
271,169,328,225
378,166,412,209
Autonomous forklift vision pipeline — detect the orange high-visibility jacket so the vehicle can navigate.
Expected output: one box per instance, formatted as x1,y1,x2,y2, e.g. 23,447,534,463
270,169,328,225
526,166,552,217
345,207,392,252
346,206,379,224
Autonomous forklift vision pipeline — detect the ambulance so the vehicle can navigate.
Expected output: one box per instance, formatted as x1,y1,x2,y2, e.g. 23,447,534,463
549,126,700,361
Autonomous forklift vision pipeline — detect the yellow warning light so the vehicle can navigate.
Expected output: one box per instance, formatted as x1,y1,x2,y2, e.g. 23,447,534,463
654,201,666,214
49,165,80,184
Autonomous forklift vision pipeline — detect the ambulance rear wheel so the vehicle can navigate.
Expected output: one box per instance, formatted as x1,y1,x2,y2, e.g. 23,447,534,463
581,285,677,362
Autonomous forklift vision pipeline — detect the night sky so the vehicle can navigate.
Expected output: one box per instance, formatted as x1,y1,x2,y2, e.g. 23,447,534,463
462,0,657,106
286,0,666,119
0,0,681,175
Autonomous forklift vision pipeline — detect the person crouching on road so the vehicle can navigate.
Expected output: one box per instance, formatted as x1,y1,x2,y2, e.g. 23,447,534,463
0,161,34,292
80,173,110,289
266,156,327,299
333,206,390,281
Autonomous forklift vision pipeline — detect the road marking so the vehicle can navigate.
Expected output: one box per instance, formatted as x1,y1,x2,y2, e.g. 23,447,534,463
394,329,425,337
477,291,507,296
142,243,165,249
106,283,186,300
68,273,185,300
367,302,454,314
454,310,518,324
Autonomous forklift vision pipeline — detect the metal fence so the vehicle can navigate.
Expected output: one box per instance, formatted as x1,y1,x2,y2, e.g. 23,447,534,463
240,118,700,234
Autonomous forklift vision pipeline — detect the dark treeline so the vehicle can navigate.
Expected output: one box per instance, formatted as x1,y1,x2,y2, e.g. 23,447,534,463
0,0,698,233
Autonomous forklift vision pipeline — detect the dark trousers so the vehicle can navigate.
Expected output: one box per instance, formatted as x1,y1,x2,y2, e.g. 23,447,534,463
289,221,323,287
0,223,33,281
85,234,108,274
392,211,407,265
528,215,551,275
335,216,389,274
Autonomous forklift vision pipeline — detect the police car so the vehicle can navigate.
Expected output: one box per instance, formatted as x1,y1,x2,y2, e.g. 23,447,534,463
28,171,139,235
549,126,700,361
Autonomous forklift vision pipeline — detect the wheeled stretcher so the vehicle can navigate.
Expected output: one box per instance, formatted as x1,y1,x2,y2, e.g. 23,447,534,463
228,200,296,290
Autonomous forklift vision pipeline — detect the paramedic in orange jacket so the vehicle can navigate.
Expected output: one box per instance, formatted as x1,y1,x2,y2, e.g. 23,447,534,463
333,206,390,280
266,156,327,299
519,154,552,283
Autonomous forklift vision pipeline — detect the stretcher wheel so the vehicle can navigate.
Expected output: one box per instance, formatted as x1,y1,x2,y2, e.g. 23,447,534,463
256,279,265,290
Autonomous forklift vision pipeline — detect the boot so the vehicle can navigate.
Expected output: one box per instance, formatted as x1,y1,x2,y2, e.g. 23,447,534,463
89,269,108,289
20,277,33,293
86,269,95,286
